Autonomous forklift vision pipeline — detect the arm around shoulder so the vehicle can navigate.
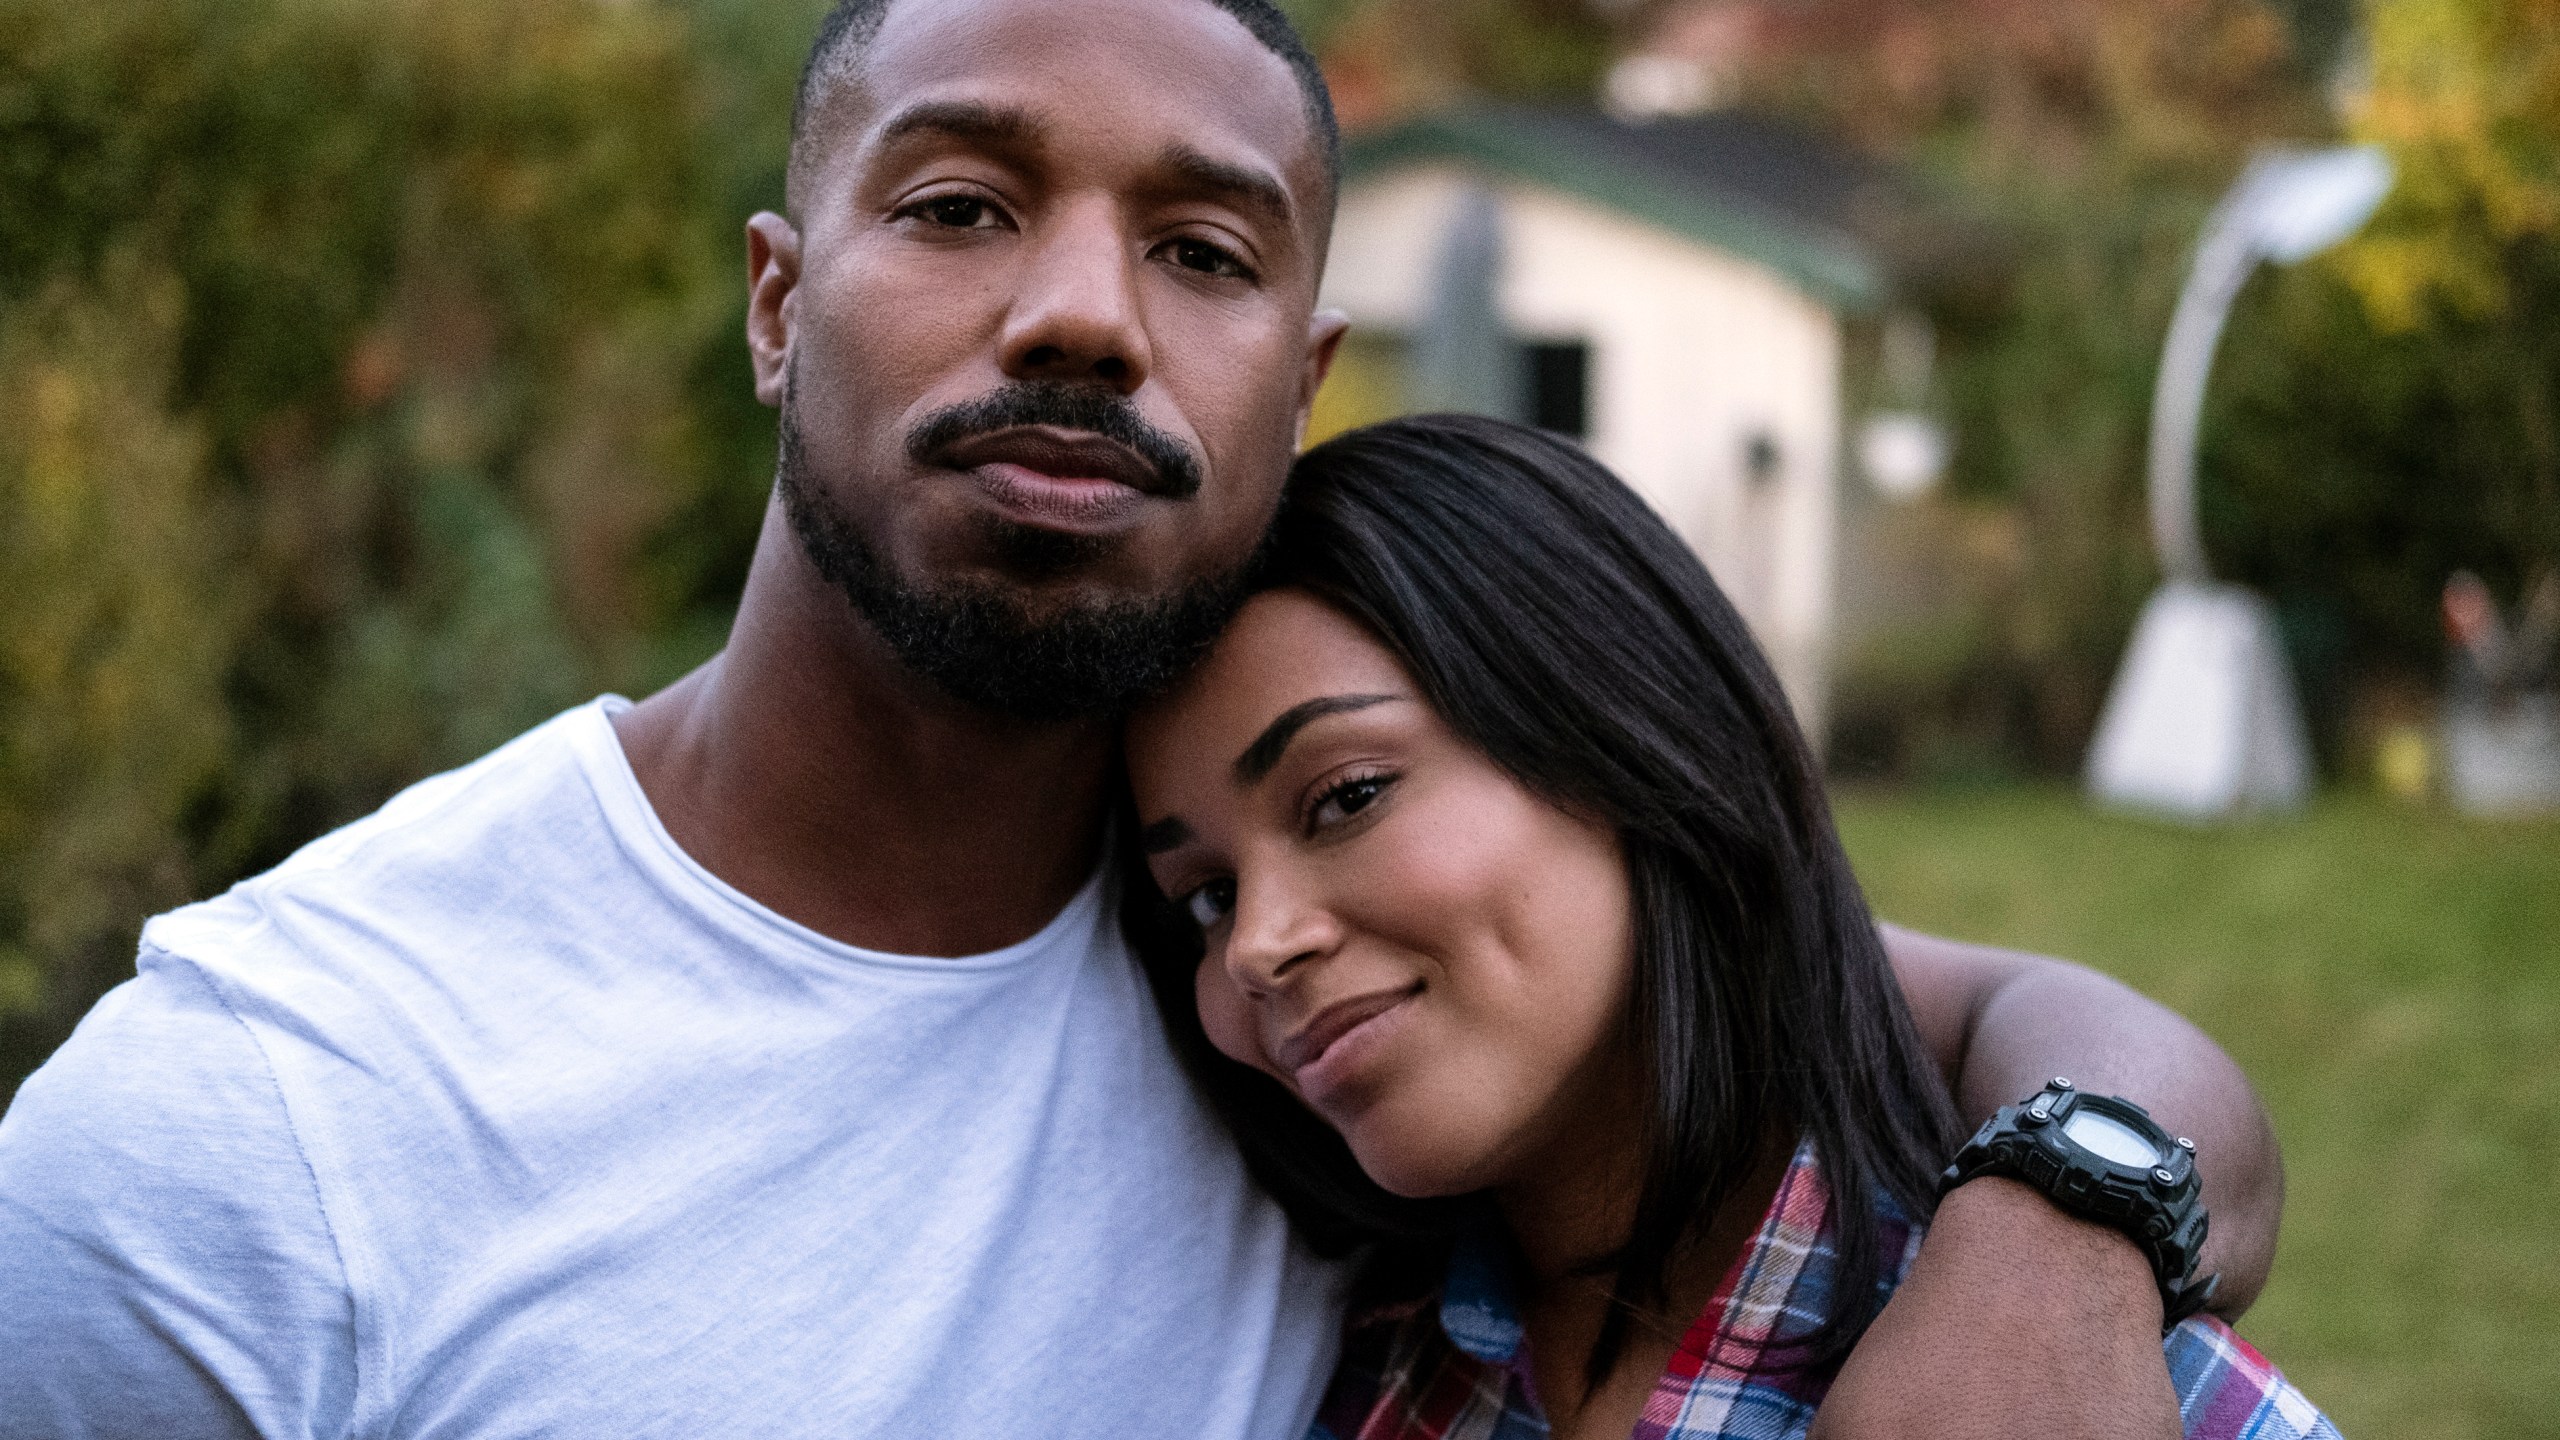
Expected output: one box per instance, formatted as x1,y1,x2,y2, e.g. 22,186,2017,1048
0,951,358,1439
1812,927,2288,1440
1883,924,2281,1313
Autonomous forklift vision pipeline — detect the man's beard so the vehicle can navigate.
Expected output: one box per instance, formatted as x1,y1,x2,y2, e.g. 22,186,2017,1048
775,378,1254,724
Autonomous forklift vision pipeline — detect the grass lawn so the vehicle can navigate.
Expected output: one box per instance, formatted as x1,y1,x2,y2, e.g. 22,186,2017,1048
1833,787,2560,1440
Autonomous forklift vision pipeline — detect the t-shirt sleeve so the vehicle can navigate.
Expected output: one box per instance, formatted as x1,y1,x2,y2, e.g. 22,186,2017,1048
0,949,359,1440
2165,1316,2342,1440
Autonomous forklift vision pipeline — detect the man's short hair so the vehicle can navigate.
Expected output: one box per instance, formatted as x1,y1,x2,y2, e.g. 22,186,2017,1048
786,0,1342,220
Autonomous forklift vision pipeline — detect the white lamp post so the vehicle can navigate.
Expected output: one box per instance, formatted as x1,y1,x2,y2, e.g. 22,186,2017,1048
2085,146,2393,819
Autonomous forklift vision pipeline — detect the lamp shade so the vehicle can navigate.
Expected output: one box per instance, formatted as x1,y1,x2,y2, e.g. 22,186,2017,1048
2239,146,2394,264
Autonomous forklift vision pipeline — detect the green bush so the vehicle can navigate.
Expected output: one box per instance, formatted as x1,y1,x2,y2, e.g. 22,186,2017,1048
10,0,2560,1094
0,0,818,1084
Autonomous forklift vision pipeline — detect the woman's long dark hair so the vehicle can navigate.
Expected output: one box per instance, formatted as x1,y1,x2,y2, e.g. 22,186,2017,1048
1122,413,1962,1379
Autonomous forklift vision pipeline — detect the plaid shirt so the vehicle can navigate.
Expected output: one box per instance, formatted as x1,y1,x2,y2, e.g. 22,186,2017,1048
1311,1140,2341,1440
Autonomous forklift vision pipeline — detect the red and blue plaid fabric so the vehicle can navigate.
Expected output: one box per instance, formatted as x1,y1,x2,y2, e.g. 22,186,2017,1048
1310,1140,2341,1440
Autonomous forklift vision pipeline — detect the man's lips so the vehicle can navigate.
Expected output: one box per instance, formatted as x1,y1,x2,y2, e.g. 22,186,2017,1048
932,426,1171,531
1273,984,1422,1078
936,426,1167,495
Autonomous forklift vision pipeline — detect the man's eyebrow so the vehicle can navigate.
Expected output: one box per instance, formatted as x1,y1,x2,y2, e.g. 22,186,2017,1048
1155,143,1296,232
1138,816,1194,855
875,99,1045,153
1234,694,1400,785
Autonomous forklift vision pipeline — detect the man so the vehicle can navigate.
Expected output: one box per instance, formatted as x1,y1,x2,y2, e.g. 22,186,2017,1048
0,1,2278,1435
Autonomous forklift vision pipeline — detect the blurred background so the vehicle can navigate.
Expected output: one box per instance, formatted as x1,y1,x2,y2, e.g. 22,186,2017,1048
1,0,2553,1431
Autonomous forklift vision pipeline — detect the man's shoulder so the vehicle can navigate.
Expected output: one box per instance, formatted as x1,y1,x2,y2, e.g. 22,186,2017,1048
2,956,326,1240
143,698,624,969
0,957,359,1438
107,697,658,1192
0,698,662,1434
2166,1317,2343,1440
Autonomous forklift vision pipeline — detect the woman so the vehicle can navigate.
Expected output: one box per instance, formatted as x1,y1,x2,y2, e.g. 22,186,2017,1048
1122,415,2336,1440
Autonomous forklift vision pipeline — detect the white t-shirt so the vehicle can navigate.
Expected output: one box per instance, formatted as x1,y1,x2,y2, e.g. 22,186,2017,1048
0,698,1346,1438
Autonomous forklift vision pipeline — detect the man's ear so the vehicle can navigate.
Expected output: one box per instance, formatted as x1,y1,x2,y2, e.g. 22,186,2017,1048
746,212,803,408
1292,308,1352,448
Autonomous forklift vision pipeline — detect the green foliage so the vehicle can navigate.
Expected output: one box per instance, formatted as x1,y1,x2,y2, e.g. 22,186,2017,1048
0,0,797,1078
2208,257,2560,708
1285,0,1612,120
1275,0,1369,50
12,0,2560,1087
1731,0,2326,771
1717,0,2557,773
0,256,234,1030
2339,0,2560,330
0,0,1628,1085
1918,176,2223,765
2194,0,2560,746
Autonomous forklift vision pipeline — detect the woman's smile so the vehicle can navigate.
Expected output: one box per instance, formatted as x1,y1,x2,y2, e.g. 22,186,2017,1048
1272,980,1423,1107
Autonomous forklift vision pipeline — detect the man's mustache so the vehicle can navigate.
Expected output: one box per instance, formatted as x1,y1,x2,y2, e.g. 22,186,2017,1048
906,382,1204,500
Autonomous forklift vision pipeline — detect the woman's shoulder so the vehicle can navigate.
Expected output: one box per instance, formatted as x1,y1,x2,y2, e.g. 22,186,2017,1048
2165,1316,2342,1440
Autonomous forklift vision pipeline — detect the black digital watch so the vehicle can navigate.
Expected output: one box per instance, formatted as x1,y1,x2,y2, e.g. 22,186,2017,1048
1938,1078,2219,1328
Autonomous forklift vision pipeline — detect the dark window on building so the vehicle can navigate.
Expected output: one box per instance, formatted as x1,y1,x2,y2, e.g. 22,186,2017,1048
1522,342,1590,438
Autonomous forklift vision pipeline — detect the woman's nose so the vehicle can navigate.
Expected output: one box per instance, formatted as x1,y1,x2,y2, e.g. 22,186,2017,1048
1221,871,1338,995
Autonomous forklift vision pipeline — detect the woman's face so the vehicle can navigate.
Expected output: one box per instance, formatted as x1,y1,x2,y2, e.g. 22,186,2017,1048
1126,589,1637,1198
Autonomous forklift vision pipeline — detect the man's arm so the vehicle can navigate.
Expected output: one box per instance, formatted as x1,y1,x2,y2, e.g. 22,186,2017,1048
1885,923,2280,1314
1812,925,2284,1440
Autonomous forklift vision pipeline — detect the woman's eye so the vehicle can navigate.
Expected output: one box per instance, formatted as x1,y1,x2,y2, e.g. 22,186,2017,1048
1163,237,1250,279
1309,774,1391,831
1183,877,1237,930
909,194,1000,229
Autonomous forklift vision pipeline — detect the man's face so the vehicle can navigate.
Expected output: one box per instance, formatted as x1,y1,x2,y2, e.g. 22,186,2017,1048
748,0,1343,719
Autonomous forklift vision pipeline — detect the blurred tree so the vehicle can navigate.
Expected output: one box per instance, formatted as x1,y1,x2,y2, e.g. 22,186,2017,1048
0,257,234,1042
1287,0,2368,775
1631,0,2560,778
0,0,751,1088
2340,0,2560,331
2195,0,2560,768
1282,0,1614,126
1614,0,2324,773
11,0,2557,1097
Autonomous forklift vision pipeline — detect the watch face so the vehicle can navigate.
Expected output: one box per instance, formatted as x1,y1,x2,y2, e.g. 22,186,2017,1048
2062,1108,2160,1168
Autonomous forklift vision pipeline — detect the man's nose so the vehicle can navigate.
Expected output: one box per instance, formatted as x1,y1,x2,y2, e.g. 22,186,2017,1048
997,200,1152,394
1221,868,1338,998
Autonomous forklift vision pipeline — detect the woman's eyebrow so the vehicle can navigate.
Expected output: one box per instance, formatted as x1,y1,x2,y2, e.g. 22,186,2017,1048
1233,694,1400,785
1138,817,1193,855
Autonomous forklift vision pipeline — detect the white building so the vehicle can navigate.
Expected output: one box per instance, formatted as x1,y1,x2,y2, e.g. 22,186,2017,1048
1310,105,1899,739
